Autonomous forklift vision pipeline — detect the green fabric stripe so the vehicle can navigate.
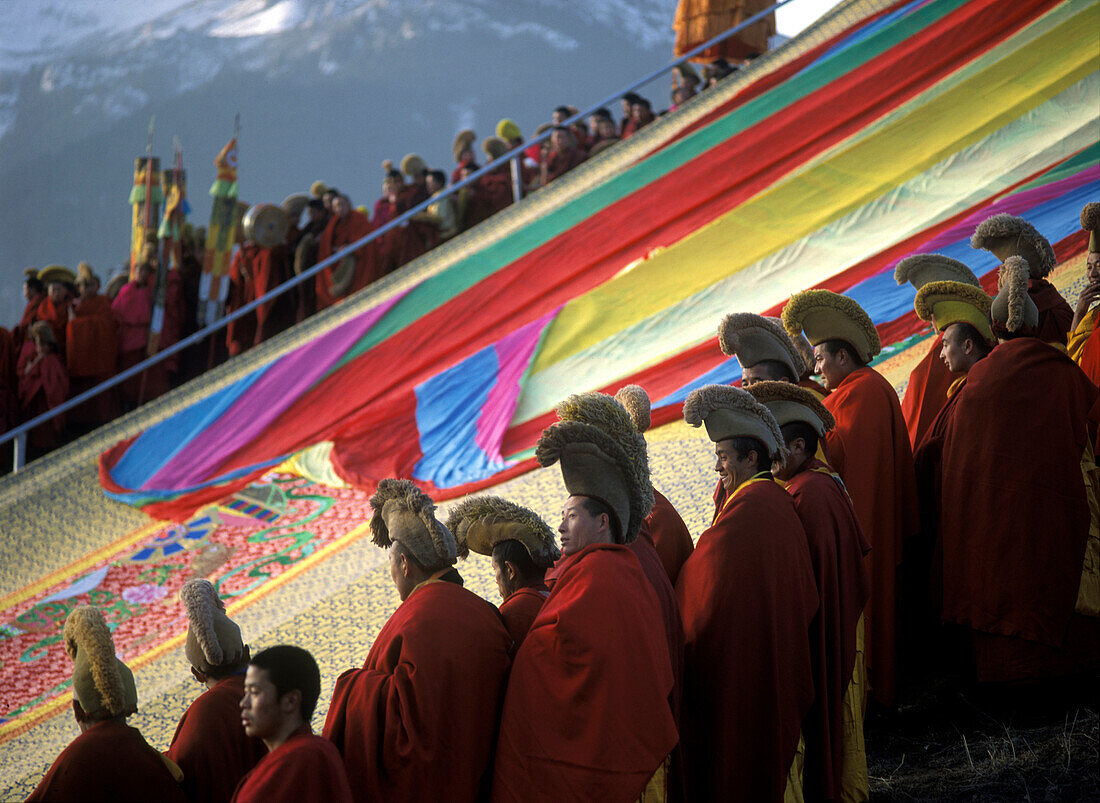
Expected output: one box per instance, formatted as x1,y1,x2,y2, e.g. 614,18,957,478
330,0,967,371
1014,141,1100,194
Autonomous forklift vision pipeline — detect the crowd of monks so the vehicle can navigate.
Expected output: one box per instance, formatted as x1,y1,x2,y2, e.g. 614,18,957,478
2,63,751,464
26,205,1100,802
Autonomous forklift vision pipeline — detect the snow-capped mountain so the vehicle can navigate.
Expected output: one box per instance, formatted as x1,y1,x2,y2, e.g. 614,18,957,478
0,0,679,322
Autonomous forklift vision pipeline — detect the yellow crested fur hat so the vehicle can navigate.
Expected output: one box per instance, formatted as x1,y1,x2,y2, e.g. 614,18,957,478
683,384,789,463
370,479,456,571
400,153,427,177
1081,202,1099,254
971,213,1055,278
894,253,979,290
453,129,476,162
614,384,651,433
914,280,995,345
482,136,509,161
497,119,522,141
719,312,805,380
781,289,881,364
180,579,246,675
64,607,138,720
446,495,561,568
990,256,1039,334
745,380,835,437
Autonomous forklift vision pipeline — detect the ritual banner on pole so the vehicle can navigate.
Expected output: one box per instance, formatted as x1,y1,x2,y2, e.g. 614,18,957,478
199,136,239,327
149,145,188,356
128,156,162,278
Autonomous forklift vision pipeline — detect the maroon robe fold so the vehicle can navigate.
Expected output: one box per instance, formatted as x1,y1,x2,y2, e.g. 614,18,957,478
232,724,352,803
27,719,188,803
543,147,587,183
66,294,119,428
17,345,68,449
1029,278,1073,346
323,578,512,803
823,366,920,706
315,210,377,310
499,584,548,647
167,674,267,803
675,477,818,802
785,459,872,802
901,333,963,450
492,544,678,802
645,488,694,586
936,337,1100,682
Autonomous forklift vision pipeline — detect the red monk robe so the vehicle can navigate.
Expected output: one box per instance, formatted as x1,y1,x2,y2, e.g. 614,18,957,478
17,343,68,450
646,488,694,586
0,326,17,432
35,296,70,356
66,293,118,429
936,337,1100,683
630,523,685,719
543,147,587,184
14,295,45,352
465,168,514,229
396,183,439,267
1030,278,1074,346
27,719,188,803
492,544,678,802
499,584,549,647
901,333,963,449
676,476,817,802
232,724,352,803
226,243,294,356
167,673,267,803
785,459,872,803
323,577,512,803
315,209,377,310
823,366,920,706
111,278,169,405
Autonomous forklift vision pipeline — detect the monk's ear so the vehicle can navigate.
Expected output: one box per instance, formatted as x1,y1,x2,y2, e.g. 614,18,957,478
72,699,87,723
280,689,302,717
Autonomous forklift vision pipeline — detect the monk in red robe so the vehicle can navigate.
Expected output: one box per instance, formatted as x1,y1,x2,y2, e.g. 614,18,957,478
168,580,265,803
463,138,515,229
323,480,512,803
235,645,352,803
935,257,1100,683
14,269,46,352
17,321,69,451
748,381,873,803
29,606,187,803
783,290,920,707
37,279,74,356
615,384,696,585
0,326,17,433
226,240,293,355
679,384,818,802
541,127,587,185
392,153,439,266
971,212,1073,346
66,263,119,430
894,254,983,448
447,494,560,647
315,193,377,310
494,398,678,800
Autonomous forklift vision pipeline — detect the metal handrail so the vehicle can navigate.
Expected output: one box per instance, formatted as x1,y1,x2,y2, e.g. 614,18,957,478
3,0,798,469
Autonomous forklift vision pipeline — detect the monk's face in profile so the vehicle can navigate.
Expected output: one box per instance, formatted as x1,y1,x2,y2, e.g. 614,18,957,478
714,440,756,491
331,195,350,219
388,544,420,601
939,323,980,374
558,496,610,556
47,282,69,305
814,344,850,391
241,665,291,742
1086,252,1100,286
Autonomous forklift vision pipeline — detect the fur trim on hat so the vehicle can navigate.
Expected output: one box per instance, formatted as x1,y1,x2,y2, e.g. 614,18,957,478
766,316,814,374
1082,202,1100,232
683,384,790,463
719,312,805,375
401,153,426,177
745,380,835,431
369,478,455,564
309,181,328,198
446,495,560,565
893,253,979,289
781,289,882,358
536,418,652,542
64,607,127,717
24,267,38,279
38,265,77,286
534,122,553,136
76,262,97,284
614,385,651,433
497,119,521,141
179,579,225,666
381,160,394,173
998,256,1031,332
453,129,476,162
913,280,992,324
971,213,1055,277
482,136,509,161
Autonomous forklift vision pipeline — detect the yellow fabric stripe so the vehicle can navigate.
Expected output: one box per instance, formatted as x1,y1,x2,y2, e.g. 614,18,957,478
531,6,1098,372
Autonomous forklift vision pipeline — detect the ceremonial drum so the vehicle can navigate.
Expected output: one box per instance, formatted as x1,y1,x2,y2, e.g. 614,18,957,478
242,203,289,249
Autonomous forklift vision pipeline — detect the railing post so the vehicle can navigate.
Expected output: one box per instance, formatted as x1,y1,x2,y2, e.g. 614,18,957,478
13,431,26,473
510,157,523,205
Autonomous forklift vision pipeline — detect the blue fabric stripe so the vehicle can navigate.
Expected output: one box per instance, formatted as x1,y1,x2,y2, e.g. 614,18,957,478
104,455,287,506
412,346,506,489
109,364,271,489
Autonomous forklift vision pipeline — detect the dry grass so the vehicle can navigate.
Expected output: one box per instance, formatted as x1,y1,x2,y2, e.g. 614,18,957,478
866,680,1099,801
